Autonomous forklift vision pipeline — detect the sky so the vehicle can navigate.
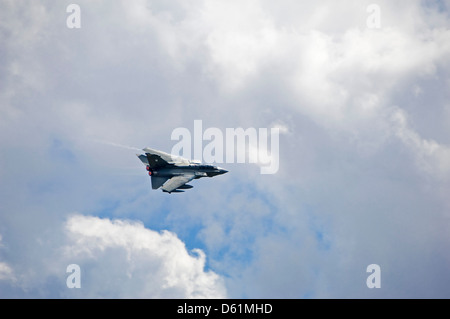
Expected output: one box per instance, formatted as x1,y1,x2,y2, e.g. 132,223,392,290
1,0,450,298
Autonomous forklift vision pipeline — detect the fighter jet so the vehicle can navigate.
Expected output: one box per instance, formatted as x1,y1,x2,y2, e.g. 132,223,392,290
137,147,228,193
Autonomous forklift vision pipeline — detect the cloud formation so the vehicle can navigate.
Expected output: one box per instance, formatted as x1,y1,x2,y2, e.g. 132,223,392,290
0,215,226,298
62,214,226,298
0,0,449,298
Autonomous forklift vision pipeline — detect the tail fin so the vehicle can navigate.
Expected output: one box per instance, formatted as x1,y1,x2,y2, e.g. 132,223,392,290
137,153,169,169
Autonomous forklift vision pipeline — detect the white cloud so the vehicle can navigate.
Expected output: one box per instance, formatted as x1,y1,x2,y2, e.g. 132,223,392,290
391,108,450,178
0,234,15,282
62,214,226,298
0,263,14,282
0,215,226,298
201,1,278,91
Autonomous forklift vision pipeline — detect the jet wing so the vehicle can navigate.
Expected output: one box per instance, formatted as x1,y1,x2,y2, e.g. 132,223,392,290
142,147,174,162
161,174,195,193
142,147,191,165
151,176,169,189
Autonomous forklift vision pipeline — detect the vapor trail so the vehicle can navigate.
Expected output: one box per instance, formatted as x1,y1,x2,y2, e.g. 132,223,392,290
93,139,142,151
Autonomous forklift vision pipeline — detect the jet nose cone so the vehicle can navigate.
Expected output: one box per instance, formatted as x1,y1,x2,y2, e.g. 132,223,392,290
218,167,228,174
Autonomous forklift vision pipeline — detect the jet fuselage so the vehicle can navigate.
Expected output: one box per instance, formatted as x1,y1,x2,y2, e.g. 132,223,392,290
147,164,228,178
